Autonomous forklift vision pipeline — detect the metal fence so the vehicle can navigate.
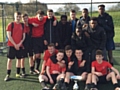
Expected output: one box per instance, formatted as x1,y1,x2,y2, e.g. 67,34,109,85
0,2,120,45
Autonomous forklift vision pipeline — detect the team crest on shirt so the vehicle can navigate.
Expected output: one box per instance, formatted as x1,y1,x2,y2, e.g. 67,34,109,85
102,66,105,69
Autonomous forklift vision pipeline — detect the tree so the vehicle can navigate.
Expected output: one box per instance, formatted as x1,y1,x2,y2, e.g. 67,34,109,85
108,3,120,11
56,3,80,12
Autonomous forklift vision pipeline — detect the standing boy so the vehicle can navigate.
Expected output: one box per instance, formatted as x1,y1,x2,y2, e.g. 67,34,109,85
44,9,57,50
21,13,35,75
97,4,115,65
4,12,26,81
28,10,46,74
91,50,120,90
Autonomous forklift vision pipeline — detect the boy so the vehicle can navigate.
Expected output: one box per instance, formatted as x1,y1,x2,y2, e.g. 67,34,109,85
77,8,90,27
63,49,87,89
28,10,57,74
97,4,115,65
44,9,58,50
38,50,66,90
4,12,26,81
69,9,78,35
56,15,71,49
91,50,120,90
21,13,35,76
40,43,58,75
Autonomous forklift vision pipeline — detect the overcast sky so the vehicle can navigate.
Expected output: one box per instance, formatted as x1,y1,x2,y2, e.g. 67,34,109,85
0,0,119,11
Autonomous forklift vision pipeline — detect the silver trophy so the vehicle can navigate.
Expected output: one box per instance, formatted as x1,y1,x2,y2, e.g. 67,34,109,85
70,76,82,90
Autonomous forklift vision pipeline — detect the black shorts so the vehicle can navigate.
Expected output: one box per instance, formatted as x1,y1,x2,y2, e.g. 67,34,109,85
7,46,24,59
32,37,44,54
22,48,33,58
98,75,107,83
45,74,59,84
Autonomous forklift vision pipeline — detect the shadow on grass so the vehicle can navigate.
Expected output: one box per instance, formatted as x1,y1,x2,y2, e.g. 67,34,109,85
6,77,39,83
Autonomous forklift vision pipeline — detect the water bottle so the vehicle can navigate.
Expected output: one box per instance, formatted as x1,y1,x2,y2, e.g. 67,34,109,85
73,80,79,90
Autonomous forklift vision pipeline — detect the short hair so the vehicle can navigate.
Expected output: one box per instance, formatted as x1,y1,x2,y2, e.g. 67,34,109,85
48,43,55,48
90,17,98,22
61,15,67,20
47,9,53,12
65,45,72,51
36,10,44,15
76,25,82,30
22,13,28,18
70,9,76,13
58,49,64,54
82,8,88,12
98,4,105,8
96,50,103,56
14,11,21,15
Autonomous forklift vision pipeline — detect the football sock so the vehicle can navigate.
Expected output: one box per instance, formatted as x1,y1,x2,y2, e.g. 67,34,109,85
7,70,11,75
22,67,25,74
40,81,46,88
113,83,119,89
36,59,41,70
16,67,20,74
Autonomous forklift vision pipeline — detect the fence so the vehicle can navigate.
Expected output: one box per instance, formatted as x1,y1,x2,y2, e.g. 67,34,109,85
0,2,120,46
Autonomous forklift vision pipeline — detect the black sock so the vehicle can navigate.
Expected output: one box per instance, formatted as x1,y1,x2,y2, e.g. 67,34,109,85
36,59,41,70
60,78,64,83
7,70,11,75
40,81,46,88
30,66,34,71
65,82,69,87
113,83,119,89
16,67,20,74
22,68,25,74
91,83,97,88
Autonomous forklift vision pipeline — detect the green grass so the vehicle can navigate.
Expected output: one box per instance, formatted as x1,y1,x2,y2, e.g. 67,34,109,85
0,49,120,90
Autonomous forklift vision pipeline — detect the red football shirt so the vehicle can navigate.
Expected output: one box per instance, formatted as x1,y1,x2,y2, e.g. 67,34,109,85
6,22,25,47
28,16,47,37
46,58,65,74
92,61,112,75
24,25,30,35
43,49,58,62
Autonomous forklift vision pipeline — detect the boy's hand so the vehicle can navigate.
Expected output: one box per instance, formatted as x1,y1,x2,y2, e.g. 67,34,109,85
53,20,57,26
79,60,86,67
55,43,58,46
68,61,74,66
50,78,54,84
44,40,48,45
32,23,39,27
116,74,120,79
84,32,90,38
14,44,20,50
95,72,103,76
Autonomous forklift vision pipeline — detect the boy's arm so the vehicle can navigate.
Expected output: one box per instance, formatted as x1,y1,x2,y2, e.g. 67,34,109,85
7,31,16,46
111,67,120,77
79,60,86,67
92,67,103,76
18,33,25,47
40,60,46,74
46,66,54,84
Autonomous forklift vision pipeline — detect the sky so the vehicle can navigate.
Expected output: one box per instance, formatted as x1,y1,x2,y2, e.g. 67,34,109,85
0,0,119,11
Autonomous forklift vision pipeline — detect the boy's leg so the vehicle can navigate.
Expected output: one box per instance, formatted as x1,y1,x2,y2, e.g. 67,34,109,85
29,56,35,74
106,72,120,90
91,74,98,90
21,58,26,77
39,74,49,88
4,59,12,81
81,72,87,81
85,73,92,90
16,59,21,78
